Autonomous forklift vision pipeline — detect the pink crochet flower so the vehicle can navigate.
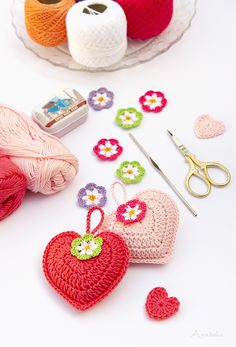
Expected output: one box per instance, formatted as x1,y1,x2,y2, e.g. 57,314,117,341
116,199,147,225
139,90,167,113
93,139,123,161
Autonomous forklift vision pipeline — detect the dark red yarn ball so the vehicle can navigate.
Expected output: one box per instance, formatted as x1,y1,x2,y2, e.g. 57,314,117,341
0,156,27,221
116,0,173,40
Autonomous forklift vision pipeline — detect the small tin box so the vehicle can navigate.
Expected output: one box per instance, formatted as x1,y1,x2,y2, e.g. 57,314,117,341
32,89,89,137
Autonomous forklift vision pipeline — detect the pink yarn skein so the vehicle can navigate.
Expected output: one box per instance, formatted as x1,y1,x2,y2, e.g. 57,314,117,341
0,105,78,195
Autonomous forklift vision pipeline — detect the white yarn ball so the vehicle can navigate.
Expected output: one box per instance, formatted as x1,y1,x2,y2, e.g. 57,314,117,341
66,0,127,68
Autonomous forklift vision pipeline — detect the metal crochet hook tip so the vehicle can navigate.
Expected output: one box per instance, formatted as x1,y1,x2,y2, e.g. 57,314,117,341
128,133,197,217
167,129,173,137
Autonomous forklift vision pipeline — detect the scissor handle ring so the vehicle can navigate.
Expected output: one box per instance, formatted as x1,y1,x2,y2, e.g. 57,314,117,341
203,162,231,187
185,171,211,198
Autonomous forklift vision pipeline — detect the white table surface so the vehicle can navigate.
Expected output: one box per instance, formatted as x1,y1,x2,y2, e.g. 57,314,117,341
0,1,236,346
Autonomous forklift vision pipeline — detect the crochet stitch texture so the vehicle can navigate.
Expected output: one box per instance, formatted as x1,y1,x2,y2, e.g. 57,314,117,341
146,287,180,320
194,115,225,139
101,190,179,264
43,231,129,309
43,207,129,310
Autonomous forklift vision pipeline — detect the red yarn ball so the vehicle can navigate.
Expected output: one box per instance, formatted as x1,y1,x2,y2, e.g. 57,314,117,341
116,0,173,40
0,156,27,221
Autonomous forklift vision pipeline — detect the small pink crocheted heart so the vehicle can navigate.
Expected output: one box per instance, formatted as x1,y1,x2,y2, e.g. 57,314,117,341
101,190,179,264
194,115,225,139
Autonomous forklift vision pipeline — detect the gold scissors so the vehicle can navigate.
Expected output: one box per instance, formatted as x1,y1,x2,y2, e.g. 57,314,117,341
167,130,231,198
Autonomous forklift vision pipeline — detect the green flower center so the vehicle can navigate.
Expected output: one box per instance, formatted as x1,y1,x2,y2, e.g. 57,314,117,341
71,234,103,261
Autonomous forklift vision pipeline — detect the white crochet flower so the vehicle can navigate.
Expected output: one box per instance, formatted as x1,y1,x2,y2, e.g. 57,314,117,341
122,204,142,221
119,111,138,125
82,188,102,206
92,92,111,107
122,165,139,180
98,140,118,158
143,93,163,110
76,240,98,255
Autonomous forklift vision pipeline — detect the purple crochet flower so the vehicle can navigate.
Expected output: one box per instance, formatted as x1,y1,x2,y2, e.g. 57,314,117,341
78,183,107,209
88,87,114,111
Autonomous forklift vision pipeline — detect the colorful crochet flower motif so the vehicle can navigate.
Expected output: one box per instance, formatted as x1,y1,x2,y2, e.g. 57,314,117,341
116,108,143,129
116,199,147,224
71,234,103,261
93,138,123,161
139,91,167,113
78,183,107,209
88,87,114,111
116,161,145,184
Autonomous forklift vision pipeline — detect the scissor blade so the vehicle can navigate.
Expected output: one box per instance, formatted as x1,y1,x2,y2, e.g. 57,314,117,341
167,130,189,156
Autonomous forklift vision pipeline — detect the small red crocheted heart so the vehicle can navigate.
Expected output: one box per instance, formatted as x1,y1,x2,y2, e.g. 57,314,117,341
43,208,129,310
146,287,180,320
194,115,225,139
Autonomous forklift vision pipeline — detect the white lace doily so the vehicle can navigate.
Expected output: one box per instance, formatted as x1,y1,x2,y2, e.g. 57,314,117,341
12,0,197,71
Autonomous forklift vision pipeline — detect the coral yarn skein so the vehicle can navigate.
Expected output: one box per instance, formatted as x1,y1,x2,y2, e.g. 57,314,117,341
25,0,75,47
116,0,173,40
0,105,78,195
0,155,27,221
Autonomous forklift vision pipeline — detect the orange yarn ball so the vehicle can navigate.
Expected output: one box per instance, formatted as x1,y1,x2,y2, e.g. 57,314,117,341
25,0,75,47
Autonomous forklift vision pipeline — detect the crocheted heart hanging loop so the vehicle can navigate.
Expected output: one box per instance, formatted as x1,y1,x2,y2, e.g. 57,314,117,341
111,182,147,225
43,206,129,310
101,182,179,264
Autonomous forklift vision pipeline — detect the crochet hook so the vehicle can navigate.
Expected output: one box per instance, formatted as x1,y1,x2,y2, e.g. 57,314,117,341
129,133,197,217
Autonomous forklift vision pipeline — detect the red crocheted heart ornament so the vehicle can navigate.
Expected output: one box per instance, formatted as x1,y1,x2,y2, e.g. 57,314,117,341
116,0,173,40
146,287,180,320
43,207,129,310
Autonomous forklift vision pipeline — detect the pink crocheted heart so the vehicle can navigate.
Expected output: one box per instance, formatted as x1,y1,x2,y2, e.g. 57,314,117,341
101,190,179,264
194,115,225,139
